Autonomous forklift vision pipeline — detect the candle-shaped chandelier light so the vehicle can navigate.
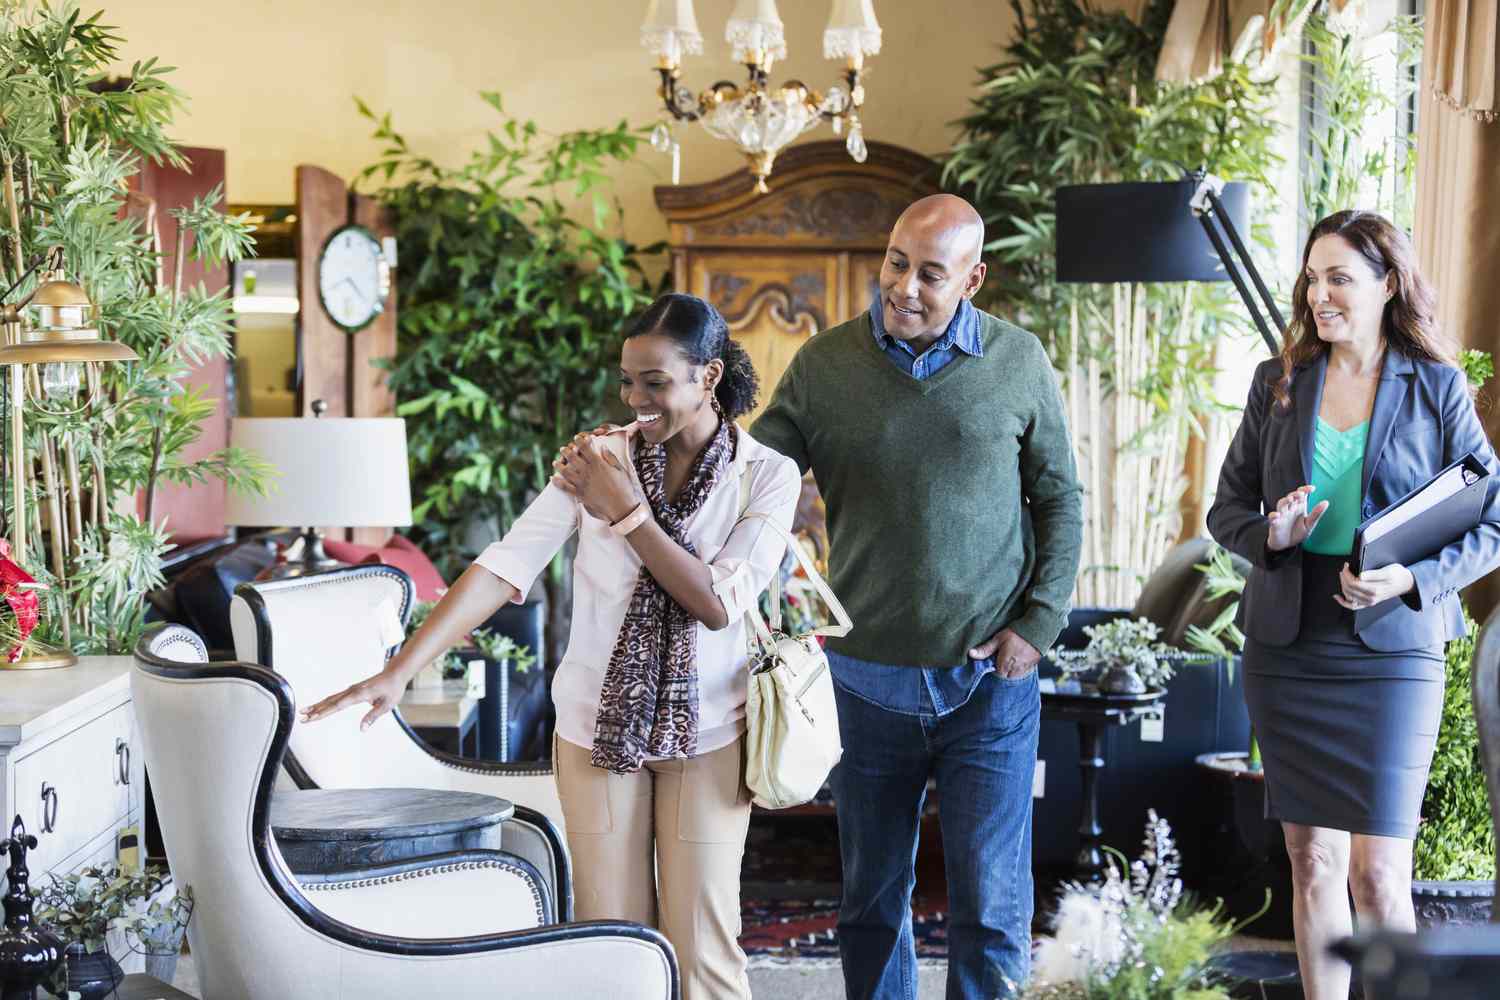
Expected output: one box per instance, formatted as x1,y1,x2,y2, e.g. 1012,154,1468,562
642,0,881,194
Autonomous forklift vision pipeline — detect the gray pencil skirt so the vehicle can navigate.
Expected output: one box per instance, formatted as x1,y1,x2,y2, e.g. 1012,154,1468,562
1240,553,1445,839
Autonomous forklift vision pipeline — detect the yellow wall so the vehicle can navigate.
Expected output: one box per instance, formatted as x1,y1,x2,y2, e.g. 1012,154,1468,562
106,1,1018,246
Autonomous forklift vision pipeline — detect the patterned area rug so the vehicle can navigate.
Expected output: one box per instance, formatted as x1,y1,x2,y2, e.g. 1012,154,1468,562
740,896,951,965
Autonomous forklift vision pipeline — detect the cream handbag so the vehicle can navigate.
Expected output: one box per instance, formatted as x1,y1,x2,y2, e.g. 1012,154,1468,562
737,469,853,810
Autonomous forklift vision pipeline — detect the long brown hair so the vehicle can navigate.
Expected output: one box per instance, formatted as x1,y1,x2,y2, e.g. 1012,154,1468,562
1273,210,1454,409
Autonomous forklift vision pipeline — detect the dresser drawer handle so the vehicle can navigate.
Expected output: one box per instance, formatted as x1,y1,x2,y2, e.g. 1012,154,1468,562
116,739,131,785
40,783,58,834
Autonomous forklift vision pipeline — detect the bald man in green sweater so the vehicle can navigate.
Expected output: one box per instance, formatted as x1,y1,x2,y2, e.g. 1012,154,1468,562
750,194,1084,999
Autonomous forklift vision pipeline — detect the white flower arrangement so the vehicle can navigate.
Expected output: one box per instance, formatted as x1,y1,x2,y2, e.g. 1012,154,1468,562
1022,812,1235,999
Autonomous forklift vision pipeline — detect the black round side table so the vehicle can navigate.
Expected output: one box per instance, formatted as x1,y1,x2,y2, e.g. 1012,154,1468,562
270,787,513,876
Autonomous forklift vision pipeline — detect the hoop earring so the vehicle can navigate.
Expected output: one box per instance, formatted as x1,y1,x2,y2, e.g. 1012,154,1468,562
710,393,723,416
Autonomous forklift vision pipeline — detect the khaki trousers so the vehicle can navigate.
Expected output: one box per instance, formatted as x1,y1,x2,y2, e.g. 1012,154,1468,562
554,735,752,1000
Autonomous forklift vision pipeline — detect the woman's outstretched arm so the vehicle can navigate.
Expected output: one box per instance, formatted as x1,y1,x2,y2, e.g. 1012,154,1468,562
301,564,519,729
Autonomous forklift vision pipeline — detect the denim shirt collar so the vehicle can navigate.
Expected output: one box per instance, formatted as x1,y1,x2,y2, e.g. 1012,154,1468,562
869,296,983,359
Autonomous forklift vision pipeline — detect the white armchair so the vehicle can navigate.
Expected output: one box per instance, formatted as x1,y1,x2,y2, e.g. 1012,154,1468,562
228,565,570,913
132,623,678,1000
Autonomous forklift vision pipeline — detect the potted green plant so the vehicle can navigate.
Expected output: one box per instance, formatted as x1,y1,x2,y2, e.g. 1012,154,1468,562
124,882,193,986
1410,611,1495,927
33,864,188,998
403,596,534,690
1052,618,1180,695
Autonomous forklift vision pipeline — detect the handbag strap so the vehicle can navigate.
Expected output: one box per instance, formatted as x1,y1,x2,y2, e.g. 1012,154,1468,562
742,511,853,639
735,463,852,642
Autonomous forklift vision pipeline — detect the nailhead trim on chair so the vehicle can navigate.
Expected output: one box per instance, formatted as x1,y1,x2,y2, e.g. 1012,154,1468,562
146,625,209,664
303,859,547,926
435,757,554,778
254,566,412,629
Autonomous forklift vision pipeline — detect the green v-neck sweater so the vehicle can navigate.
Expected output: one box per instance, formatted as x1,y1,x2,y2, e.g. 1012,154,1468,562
750,310,1084,666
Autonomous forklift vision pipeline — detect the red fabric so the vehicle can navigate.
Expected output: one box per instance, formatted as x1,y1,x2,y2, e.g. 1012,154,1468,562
0,540,40,662
323,534,448,601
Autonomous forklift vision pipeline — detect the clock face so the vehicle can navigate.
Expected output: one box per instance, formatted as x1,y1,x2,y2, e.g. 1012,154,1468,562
318,225,386,332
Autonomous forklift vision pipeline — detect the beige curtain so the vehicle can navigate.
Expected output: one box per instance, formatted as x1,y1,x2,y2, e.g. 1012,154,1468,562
1426,0,1499,122
1152,0,1318,84
1415,3,1500,619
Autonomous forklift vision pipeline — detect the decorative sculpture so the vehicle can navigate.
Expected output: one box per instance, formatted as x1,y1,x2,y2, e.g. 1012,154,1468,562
0,815,64,1000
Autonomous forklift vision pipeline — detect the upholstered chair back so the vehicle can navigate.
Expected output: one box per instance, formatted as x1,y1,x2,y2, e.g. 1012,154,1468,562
229,565,426,788
227,565,566,841
131,634,334,996
131,627,670,1000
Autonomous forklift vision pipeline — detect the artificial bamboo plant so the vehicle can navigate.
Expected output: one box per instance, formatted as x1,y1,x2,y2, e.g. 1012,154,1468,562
943,0,1282,608
0,2,269,657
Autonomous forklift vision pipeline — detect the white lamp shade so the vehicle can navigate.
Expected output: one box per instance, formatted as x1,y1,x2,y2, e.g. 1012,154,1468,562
641,0,703,61
727,0,787,63
824,0,881,60
225,417,413,528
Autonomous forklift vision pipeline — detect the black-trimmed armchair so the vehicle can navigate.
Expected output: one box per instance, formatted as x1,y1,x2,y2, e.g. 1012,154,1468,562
132,623,678,999
228,565,569,915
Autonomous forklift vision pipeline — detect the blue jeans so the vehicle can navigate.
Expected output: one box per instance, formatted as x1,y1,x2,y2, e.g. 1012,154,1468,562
830,669,1040,1000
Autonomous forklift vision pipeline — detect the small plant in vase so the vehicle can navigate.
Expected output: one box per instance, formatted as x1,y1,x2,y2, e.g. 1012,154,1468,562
32,864,187,999
404,597,534,690
1053,618,1176,695
123,883,193,987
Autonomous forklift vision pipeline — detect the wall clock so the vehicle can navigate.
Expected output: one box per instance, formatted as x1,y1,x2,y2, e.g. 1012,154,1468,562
317,223,389,333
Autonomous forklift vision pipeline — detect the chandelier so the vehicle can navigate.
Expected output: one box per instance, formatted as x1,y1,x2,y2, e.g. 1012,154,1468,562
641,0,881,194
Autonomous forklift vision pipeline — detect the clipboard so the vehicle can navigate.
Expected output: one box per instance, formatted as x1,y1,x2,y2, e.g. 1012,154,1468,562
1350,451,1490,629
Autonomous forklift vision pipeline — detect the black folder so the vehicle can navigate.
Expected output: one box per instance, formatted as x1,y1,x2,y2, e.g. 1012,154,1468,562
1351,452,1491,629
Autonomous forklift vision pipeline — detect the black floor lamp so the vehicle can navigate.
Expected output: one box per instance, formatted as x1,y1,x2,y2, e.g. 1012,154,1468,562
1054,171,1284,356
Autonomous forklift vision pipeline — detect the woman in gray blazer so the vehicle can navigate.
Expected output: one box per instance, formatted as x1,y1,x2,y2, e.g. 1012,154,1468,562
1208,209,1500,1000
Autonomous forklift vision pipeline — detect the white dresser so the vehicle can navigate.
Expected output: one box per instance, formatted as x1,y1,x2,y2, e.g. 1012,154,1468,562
0,656,146,880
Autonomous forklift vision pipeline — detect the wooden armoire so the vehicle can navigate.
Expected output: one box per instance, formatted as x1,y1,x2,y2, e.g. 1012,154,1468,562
654,140,939,425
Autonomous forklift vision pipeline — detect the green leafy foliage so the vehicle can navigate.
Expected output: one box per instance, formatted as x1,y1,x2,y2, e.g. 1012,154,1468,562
1460,349,1495,390
0,3,270,654
1413,609,1495,881
1184,543,1247,659
943,0,1280,333
1300,12,1423,231
1053,617,1182,691
33,863,180,954
405,596,535,677
354,94,662,579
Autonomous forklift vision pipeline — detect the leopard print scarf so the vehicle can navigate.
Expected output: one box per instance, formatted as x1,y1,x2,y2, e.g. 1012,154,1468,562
591,417,737,773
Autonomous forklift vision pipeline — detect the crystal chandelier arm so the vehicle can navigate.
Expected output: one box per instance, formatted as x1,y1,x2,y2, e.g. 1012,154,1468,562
813,66,863,124
656,67,701,122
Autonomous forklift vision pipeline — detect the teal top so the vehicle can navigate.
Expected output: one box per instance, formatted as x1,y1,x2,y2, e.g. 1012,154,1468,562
1304,417,1369,555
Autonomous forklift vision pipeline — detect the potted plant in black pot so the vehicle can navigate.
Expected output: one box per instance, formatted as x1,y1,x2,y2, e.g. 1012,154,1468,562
1411,611,1495,927
1053,617,1179,695
33,864,188,997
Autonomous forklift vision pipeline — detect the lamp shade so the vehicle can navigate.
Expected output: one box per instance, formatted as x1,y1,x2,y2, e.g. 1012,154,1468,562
1054,179,1251,284
727,0,787,63
225,417,412,528
641,0,703,61
824,0,881,60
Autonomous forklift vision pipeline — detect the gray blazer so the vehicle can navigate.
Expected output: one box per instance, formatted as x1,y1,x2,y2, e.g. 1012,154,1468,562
1207,350,1500,652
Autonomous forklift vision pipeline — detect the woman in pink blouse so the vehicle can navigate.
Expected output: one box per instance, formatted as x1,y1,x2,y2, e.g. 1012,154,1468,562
304,293,800,1000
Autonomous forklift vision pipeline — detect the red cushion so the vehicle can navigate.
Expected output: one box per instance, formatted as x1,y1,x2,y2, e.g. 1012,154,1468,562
323,534,448,601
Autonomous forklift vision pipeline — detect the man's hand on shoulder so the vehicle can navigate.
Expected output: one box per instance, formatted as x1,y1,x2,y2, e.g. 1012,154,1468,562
968,628,1040,679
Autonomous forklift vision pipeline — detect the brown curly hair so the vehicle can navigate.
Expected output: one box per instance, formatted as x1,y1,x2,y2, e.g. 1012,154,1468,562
1272,210,1455,409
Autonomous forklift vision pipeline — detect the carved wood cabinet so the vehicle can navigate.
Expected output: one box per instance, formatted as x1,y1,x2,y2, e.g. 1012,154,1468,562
655,141,938,426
